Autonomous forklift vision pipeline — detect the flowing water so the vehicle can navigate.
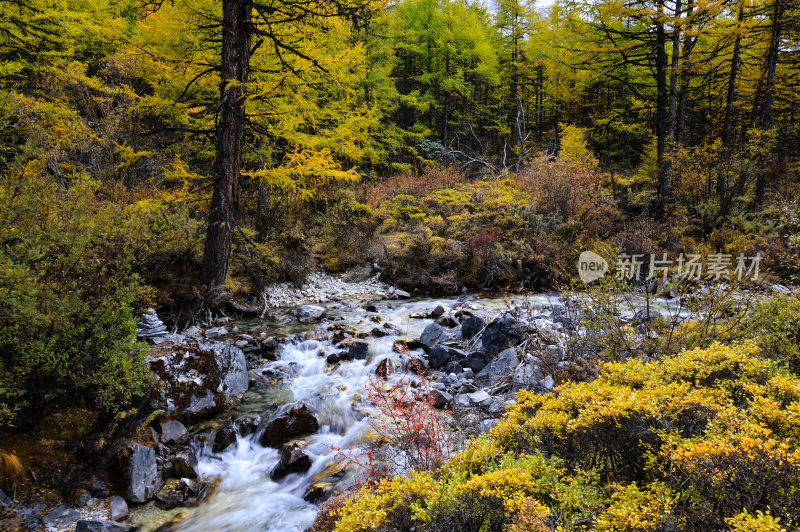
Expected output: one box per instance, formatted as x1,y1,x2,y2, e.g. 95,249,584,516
129,291,684,532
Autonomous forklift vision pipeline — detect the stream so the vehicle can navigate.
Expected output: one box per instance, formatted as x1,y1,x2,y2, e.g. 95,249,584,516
129,291,683,532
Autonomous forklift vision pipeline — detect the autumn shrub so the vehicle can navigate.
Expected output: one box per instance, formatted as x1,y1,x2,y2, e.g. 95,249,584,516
0,169,153,427
333,342,800,531
748,293,800,373
336,360,453,482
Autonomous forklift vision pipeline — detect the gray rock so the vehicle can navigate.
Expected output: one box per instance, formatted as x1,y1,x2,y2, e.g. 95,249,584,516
488,397,506,417
117,444,161,503
75,520,134,532
149,340,248,420
297,305,326,323
453,393,472,409
477,419,499,433
512,363,542,390
136,309,168,338
481,315,522,354
41,505,81,527
259,403,320,447
475,348,519,388
460,315,485,340
204,326,228,339
183,326,201,337
434,390,452,408
348,341,370,360
109,496,128,522
461,351,492,373
541,375,555,391
90,480,109,498
270,443,313,480
159,419,189,445
393,289,411,298
173,449,199,479
427,345,450,370
419,323,455,348
74,489,92,507
465,390,492,407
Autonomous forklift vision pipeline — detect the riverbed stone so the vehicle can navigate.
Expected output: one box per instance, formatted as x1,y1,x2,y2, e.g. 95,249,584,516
271,443,313,480
41,505,80,528
427,345,450,369
173,449,199,479
475,348,519,388
148,340,248,420
136,309,167,338
260,403,320,447
115,444,161,503
75,520,134,532
461,351,492,373
297,305,326,323
159,419,189,445
108,496,128,522
460,315,485,340
434,390,452,408
419,323,455,348
348,341,369,360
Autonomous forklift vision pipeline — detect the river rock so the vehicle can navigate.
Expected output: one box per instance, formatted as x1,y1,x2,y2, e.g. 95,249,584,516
481,315,523,354
204,326,228,339
434,390,452,408
419,323,455,348
513,363,543,390
427,345,450,369
460,315,485,340
260,404,320,447
136,309,167,338
173,449,199,479
297,305,326,323
461,351,492,373
271,443,313,480
475,348,519,388
74,489,92,507
115,443,161,503
213,422,238,452
159,419,189,445
109,496,128,522
75,520,134,532
149,340,248,420
348,341,369,360
41,505,81,528
155,478,190,509
91,480,110,498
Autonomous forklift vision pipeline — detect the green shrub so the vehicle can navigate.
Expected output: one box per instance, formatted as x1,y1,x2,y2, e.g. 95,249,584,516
0,169,152,427
750,293,800,373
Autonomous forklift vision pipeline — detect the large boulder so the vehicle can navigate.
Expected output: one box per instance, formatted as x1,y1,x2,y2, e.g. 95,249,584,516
480,313,524,354
41,505,80,528
270,443,313,480
259,404,320,447
348,341,370,360
159,419,189,445
419,323,456,348
475,348,519,388
149,340,248,420
460,315,485,340
108,496,128,522
114,444,161,503
297,305,326,323
461,351,492,373
426,345,451,370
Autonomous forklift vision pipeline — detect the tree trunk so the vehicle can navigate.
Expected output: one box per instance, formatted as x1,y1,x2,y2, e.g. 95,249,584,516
754,0,783,208
655,0,670,201
676,0,694,144
200,0,252,290
722,4,744,147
